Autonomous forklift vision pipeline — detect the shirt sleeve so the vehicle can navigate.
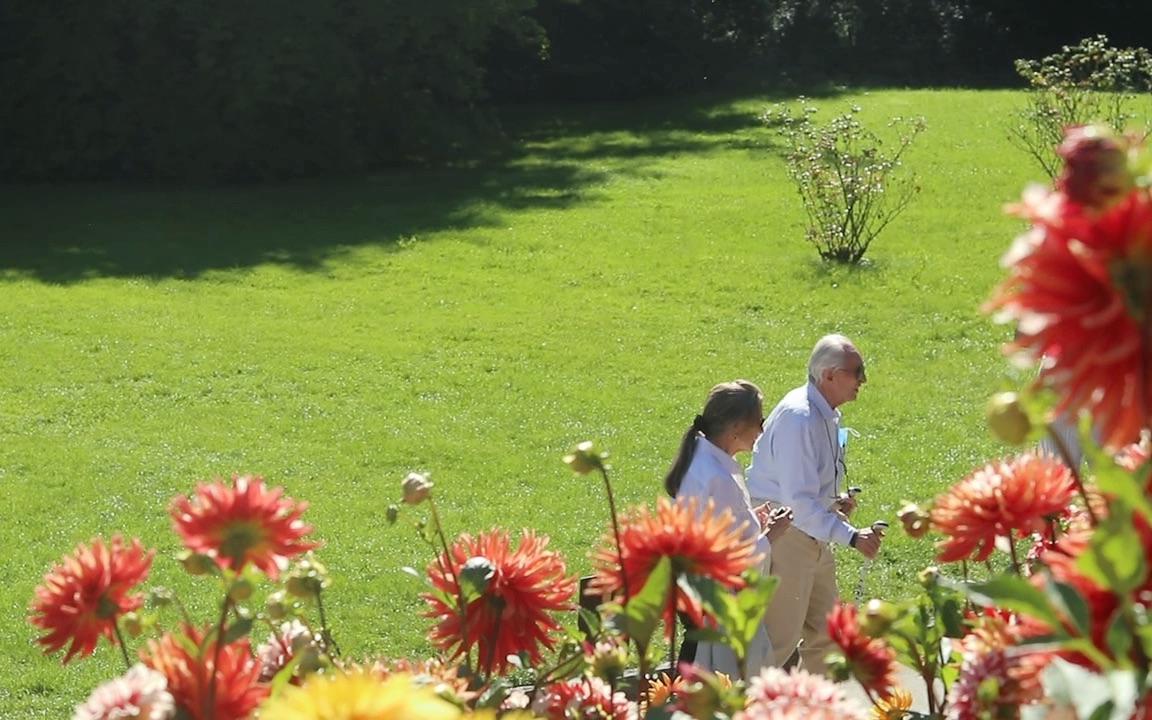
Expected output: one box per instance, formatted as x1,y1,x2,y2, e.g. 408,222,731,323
771,411,856,545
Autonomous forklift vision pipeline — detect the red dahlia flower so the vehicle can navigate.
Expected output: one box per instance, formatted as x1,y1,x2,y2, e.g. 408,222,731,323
29,534,154,663
422,528,576,675
931,453,1077,563
946,616,1042,718
169,474,319,579
142,623,267,720
588,496,759,632
984,168,1152,449
826,600,898,700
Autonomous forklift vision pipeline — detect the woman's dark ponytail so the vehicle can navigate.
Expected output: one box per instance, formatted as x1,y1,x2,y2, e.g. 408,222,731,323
664,422,702,497
663,381,762,498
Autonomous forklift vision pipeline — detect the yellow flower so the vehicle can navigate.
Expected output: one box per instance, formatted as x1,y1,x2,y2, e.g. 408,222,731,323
870,687,913,720
258,670,461,720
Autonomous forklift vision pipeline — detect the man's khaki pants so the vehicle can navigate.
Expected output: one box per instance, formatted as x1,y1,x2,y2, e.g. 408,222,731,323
761,524,839,675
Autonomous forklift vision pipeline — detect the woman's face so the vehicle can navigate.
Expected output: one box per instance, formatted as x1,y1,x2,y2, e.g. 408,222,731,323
732,406,765,454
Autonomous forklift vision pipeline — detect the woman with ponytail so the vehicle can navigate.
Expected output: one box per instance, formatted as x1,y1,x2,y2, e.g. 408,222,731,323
664,379,792,675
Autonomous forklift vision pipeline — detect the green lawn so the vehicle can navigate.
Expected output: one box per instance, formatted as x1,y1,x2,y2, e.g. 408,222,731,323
1,87,1039,715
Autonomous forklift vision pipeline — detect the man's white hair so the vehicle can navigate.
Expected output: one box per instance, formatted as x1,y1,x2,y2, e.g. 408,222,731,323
807,334,856,383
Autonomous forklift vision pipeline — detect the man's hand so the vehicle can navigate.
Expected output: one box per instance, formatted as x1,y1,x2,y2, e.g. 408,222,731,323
833,493,858,519
853,525,884,560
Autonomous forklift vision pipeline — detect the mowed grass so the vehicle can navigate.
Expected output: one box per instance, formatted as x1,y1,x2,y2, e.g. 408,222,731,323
1,88,1041,715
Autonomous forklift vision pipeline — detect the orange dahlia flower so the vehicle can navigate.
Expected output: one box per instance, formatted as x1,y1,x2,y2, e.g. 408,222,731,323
29,534,154,663
984,175,1152,450
422,528,576,675
169,474,319,579
930,453,1077,563
647,671,687,708
826,600,898,700
588,496,759,632
142,622,267,720
869,688,912,720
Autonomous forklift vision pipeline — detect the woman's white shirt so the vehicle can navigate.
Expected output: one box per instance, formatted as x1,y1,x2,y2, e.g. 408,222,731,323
677,435,771,562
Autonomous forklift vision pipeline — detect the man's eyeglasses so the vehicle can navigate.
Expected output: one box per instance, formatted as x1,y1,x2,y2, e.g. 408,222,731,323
838,363,866,381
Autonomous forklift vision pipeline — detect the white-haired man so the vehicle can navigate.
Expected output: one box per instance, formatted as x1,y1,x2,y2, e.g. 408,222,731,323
747,333,883,674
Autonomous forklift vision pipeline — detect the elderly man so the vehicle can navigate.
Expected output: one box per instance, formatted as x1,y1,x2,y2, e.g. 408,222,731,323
747,333,883,674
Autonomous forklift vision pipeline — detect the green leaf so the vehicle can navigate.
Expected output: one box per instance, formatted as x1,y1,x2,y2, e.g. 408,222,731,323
222,614,254,645
1104,611,1134,668
1088,453,1152,523
1043,576,1091,636
952,574,1064,630
1076,511,1147,596
266,654,303,696
623,556,672,651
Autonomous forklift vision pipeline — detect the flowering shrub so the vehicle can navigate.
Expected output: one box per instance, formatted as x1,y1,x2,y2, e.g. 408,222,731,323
27,123,1152,719
1010,35,1152,181
764,101,925,264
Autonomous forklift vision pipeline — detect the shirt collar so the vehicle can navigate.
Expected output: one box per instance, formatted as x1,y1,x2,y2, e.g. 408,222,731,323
806,380,840,422
696,435,741,475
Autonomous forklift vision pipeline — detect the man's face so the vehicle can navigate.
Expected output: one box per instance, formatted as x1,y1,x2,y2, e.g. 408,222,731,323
825,348,867,407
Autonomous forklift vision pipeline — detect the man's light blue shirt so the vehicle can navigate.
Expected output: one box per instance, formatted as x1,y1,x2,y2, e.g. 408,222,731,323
746,381,856,545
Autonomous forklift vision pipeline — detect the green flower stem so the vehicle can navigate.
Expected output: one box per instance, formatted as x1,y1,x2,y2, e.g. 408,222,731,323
482,598,504,684
427,496,472,672
597,464,630,603
112,619,132,671
205,594,234,720
1006,529,1021,575
1047,424,1099,526
315,589,341,657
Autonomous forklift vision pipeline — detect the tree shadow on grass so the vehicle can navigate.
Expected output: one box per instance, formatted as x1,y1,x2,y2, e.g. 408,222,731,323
0,86,844,283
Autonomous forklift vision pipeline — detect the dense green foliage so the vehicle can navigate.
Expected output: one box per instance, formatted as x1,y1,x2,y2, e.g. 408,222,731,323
1,0,540,181
1,88,1048,714
4,1,1152,182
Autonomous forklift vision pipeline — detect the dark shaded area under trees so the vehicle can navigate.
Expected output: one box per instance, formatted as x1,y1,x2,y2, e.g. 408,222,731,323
2,0,1150,184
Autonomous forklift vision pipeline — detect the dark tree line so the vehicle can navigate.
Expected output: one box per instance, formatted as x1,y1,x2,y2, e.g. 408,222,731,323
2,0,1150,183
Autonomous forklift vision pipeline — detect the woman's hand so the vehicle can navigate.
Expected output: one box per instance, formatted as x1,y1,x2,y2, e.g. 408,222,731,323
758,504,793,543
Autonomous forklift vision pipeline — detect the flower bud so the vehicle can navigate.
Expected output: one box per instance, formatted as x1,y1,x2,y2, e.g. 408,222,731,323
229,577,254,602
917,565,940,588
120,612,143,637
1056,124,1132,210
858,598,897,638
285,553,330,599
265,590,289,620
178,550,217,576
385,504,399,525
148,586,175,609
985,392,1031,445
401,472,433,505
897,502,930,538
586,640,628,683
562,441,608,475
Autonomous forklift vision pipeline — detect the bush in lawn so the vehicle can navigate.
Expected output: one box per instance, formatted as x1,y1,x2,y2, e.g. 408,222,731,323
765,102,925,264
1010,34,1152,180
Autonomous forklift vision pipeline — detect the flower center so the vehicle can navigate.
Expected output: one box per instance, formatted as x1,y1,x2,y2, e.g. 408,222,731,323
95,593,120,619
219,522,262,565
1109,253,1152,326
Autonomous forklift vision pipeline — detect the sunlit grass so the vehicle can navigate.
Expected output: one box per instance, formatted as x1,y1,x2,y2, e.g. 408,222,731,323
0,87,1041,714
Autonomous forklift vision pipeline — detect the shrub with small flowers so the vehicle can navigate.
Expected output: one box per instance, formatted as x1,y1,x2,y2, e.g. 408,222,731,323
27,123,1152,720
764,101,925,264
